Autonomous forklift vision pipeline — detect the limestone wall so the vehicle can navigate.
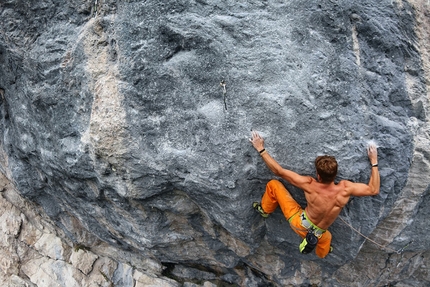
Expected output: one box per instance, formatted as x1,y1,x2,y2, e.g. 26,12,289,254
0,0,429,286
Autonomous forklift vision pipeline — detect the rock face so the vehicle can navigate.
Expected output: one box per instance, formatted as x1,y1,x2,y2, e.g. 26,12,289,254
0,0,429,286
0,172,178,287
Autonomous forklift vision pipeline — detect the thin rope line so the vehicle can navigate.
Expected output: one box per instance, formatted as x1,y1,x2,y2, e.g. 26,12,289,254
338,216,400,253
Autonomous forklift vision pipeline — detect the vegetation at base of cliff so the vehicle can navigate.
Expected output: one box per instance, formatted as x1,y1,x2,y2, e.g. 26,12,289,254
73,243,91,252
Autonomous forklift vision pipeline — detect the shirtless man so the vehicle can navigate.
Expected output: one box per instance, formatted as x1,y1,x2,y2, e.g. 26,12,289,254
250,131,380,258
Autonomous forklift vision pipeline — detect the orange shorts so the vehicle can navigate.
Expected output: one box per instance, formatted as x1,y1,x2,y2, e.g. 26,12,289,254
261,179,332,258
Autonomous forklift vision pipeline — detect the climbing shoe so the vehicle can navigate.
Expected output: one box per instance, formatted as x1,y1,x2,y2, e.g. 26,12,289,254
329,246,334,253
253,202,269,218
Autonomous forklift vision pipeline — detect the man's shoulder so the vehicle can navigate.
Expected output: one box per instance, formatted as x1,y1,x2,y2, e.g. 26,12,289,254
336,179,368,197
338,179,353,186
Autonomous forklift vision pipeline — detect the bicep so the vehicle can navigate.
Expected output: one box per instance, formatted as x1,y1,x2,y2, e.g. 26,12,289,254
346,182,376,197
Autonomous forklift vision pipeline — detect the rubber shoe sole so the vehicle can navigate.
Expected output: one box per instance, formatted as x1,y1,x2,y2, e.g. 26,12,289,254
253,202,269,218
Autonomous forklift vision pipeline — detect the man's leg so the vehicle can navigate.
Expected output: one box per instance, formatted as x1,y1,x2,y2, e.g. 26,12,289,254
260,180,332,258
315,231,332,258
261,179,302,220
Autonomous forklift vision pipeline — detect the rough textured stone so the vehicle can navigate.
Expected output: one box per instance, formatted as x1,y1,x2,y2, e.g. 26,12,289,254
133,270,179,287
0,176,180,287
0,0,429,286
70,249,99,275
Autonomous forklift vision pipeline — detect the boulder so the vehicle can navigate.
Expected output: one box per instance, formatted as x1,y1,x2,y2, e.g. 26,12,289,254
0,0,429,285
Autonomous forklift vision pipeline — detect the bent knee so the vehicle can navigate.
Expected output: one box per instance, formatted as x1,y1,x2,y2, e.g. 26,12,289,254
267,179,283,188
268,179,281,183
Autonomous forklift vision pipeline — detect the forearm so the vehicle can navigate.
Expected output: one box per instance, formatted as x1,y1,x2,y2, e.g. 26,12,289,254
250,132,281,174
368,167,380,195
367,144,380,195
260,152,283,176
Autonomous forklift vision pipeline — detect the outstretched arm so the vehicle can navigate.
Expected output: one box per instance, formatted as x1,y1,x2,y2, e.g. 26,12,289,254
346,143,380,196
249,131,313,188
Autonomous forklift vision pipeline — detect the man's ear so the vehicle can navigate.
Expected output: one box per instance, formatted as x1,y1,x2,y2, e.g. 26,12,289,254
317,174,321,182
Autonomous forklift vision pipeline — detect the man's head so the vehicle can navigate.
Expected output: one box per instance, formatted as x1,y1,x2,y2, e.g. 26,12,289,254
315,155,338,183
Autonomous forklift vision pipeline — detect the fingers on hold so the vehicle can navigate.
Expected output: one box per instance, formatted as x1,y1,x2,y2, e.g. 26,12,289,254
251,130,262,140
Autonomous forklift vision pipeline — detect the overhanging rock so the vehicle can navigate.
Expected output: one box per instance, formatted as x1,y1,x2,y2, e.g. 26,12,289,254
0,0,429,286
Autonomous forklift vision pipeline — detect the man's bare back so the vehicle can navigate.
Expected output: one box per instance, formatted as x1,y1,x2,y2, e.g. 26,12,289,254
302,179,352,230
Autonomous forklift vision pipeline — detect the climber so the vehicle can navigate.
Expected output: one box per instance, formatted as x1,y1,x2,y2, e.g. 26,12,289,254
249,131,380,258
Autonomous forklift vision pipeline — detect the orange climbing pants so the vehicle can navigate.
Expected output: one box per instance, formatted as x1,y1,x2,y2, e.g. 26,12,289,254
261,179,332,258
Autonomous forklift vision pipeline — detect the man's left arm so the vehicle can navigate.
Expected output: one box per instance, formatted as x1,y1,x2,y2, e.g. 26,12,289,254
250,131,313,188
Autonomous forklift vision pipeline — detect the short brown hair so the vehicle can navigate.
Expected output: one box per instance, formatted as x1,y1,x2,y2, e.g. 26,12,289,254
315,155,338,183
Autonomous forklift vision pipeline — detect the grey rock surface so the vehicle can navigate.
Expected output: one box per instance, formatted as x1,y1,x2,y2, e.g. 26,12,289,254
0,0,429,286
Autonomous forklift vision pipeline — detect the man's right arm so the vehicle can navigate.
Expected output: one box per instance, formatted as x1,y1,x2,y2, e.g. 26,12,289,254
347,144,380,197
249,131,313,189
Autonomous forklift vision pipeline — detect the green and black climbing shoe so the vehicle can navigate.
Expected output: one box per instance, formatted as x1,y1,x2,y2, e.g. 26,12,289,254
253,202,269,218
329,246,334,253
